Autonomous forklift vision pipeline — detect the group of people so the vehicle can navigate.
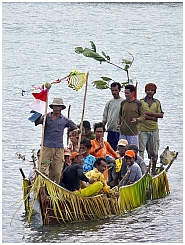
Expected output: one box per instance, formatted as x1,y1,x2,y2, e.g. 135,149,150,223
34,81,163,197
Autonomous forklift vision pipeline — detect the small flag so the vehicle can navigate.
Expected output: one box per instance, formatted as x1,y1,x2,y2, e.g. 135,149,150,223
28,110,42,122
29,90,48,115
67,70,87,91
115,158,123,172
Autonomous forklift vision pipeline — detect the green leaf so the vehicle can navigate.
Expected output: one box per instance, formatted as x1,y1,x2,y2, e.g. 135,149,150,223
102,51,110,61
124,64,130,71
90,41,96,52
82,48,106,62
120,81,129,88
101,76,112,81
92,80,109,89
75,47,84,54
122,58,132,65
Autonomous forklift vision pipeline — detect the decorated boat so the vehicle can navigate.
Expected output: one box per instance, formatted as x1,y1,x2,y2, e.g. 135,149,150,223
16,42,178,226
19,146,177,226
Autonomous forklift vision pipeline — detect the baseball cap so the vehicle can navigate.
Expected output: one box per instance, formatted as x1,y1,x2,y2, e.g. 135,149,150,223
124,150,135,158
70,152,79,160
117,139,128,147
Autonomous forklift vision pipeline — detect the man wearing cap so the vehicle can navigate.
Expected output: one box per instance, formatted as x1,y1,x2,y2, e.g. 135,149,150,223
138,83,164,175
122,150,142,186
35,98,78,184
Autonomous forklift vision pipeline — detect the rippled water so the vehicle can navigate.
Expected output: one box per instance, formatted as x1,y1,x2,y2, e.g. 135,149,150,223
2,2,183,243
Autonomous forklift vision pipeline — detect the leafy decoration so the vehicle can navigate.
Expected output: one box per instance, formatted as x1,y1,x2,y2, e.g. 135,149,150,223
75,41,135,89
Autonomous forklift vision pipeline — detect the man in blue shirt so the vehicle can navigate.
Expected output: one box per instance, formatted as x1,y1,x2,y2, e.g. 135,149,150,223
35,98,77,184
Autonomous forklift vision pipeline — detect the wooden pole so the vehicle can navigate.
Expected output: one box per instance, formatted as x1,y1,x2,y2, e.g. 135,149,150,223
78,72,89,149
67,104,71,145
38,90,49,171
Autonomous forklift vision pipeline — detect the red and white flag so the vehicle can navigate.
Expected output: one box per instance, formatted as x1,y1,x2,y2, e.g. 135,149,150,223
29,90,48,115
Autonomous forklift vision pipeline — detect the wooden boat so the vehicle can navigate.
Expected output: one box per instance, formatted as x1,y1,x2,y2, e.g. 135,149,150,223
20,148,177,225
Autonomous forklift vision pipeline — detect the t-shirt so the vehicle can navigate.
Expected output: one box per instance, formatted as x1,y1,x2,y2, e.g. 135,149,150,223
85,131,96,140
137,97,164,132
123,162,142,185
102,97,124,131
82,154,96,173
121,155,146,177
62,162,89,191
39,112,76,148
89,139,118,159
85,168,110,193
118,99,144,135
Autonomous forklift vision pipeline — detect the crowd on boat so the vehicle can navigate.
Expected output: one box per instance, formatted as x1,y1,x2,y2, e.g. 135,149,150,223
32,82,164,197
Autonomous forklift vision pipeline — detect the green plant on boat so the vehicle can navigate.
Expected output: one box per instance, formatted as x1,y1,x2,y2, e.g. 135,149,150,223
75,41,135,89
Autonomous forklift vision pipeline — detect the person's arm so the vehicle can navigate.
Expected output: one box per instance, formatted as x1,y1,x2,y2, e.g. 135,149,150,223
136,103,145,123
88,140,103,156
102,102,109,125
77,168,94,183
117,102,122,126
105,141,118,159
144,111,164,119
127,169,137,184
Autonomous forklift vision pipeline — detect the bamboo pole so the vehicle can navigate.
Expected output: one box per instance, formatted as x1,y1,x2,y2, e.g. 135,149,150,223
67,104,71,145
78,72,89,149
38,90,49,171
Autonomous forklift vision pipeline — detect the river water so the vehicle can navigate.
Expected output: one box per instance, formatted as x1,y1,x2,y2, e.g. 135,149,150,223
2,2,183,243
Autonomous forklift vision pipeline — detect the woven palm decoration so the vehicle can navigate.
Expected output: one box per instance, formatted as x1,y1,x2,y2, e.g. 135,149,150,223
151,170,170,199
119,175,150,212
21,170,121,224
13,169,171,225
67,70,87,91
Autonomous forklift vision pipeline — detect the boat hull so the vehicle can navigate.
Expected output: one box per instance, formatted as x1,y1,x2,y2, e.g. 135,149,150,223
22,169,170,225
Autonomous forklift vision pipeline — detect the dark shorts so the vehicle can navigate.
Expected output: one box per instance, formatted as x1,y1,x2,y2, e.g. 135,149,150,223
107,131,120,151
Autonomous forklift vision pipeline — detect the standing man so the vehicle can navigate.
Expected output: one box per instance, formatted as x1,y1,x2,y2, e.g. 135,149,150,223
117,84,144,147
138,83,164,175
35,98,78,184
102,82,124,151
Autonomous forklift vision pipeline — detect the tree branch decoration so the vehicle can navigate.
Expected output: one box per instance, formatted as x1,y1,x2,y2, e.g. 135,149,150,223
75,41,135,89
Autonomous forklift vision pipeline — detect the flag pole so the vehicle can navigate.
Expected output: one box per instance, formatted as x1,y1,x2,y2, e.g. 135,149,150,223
38,84,50,171
67,104,71,145
78,72,89,149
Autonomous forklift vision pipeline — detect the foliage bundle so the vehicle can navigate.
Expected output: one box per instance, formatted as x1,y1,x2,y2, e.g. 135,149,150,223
75,41,135,89
18,169,171,225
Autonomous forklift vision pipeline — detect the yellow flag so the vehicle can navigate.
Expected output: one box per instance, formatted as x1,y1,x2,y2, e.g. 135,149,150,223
115,158,122,172
68,70,87,91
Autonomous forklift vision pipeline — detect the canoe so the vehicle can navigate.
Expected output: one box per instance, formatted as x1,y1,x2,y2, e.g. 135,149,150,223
21,149,177,225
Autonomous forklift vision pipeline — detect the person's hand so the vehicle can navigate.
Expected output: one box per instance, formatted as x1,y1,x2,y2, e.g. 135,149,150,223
89,178,95,184
131,118,137,124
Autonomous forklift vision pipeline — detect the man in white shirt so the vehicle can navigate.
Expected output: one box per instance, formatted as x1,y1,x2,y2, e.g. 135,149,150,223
102,82,124,151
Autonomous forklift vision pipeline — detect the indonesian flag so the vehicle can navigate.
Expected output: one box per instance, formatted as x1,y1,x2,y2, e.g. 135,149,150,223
29,90,48,115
